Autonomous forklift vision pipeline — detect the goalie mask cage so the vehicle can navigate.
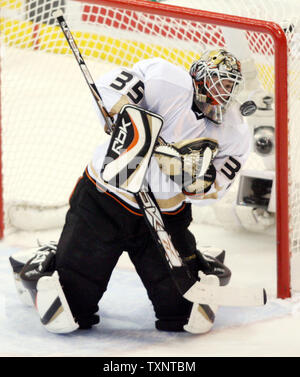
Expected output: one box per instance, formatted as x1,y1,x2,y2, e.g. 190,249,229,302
0,0,299,298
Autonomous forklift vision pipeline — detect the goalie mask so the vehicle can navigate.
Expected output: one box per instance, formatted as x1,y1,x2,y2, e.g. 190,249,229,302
190,49,244,124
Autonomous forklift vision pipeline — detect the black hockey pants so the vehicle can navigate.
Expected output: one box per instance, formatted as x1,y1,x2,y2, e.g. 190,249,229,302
55,171,197,331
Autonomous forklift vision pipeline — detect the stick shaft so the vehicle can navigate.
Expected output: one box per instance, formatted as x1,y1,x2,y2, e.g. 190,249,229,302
53,9,114,133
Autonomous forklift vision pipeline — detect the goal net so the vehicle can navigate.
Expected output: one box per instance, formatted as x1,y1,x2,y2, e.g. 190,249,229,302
1,0,299,297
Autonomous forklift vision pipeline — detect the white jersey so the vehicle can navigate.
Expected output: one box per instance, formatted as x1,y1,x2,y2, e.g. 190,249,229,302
87,58,251,214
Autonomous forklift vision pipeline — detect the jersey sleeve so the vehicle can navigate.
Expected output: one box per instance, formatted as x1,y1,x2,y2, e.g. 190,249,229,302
93,66,145,129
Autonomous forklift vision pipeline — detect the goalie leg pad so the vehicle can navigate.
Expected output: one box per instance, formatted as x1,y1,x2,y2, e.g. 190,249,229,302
10,243,79,333
17,241,58,305
36,271,79,334
184,273,219,334
183,248,228,334
9,248,42,307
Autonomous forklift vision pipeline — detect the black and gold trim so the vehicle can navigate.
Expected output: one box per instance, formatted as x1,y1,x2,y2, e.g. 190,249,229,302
86,167,187,217
40,296,63,325
85,168,143,216
197,304,215,324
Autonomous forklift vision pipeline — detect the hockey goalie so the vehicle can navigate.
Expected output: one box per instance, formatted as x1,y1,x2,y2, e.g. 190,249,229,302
10,49,259,335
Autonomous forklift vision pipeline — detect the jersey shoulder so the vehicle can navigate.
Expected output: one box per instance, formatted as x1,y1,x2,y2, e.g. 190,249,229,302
133,58,192,90
222,102,250,137
201,102,250,159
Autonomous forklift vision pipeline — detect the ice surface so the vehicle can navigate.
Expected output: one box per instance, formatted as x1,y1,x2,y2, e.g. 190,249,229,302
1,223,300,357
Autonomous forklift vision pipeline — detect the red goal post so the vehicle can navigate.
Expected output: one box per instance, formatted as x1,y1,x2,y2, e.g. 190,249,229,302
0,0,291,298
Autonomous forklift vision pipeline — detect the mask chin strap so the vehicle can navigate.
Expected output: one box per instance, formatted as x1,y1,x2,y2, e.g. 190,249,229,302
195,101,224,124
193,81,224,124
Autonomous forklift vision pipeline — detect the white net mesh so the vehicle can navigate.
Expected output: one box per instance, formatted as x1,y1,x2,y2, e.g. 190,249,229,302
1,0,300,292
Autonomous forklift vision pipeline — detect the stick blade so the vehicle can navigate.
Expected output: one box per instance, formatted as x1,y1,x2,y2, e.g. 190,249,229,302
183,281,267,307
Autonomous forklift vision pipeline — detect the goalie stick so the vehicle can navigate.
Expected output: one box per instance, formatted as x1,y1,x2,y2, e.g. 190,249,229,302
53,9,267,308
135,189,266,307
